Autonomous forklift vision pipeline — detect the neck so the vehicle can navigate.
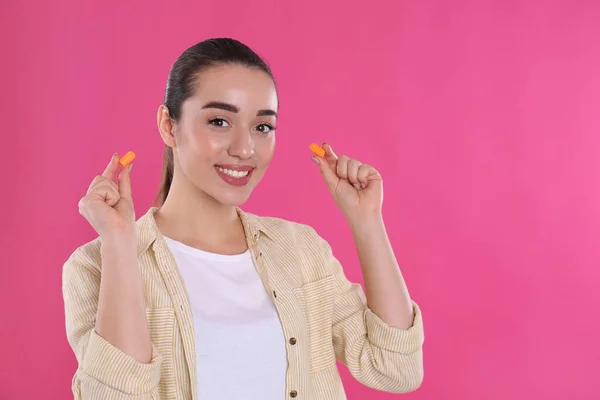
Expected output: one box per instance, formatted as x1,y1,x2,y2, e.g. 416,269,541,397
154,175,245,251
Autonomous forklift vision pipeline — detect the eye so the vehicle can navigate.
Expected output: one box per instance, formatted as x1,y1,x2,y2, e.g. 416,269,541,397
208,118,230,127
255,123,276,134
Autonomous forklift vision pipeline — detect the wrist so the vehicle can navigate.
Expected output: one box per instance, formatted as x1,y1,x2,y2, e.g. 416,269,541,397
100,229,137,251
346,211,385,235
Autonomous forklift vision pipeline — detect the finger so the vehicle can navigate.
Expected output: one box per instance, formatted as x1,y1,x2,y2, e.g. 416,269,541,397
357,164,380,188
336,155,349,180
103,185,120,207
87,175,104,193
88,174,119,191
87,174,118,196
347,159,362,189
90,181,120,207
118,163,133,200
322,142,338,161
101,153,120,180
312,156,338,189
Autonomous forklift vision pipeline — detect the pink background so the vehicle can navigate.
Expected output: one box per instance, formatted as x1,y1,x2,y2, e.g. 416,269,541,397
2,1,599,399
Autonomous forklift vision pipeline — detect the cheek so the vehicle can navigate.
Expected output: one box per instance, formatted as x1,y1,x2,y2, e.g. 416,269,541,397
186,128,228,160
256,136,276,165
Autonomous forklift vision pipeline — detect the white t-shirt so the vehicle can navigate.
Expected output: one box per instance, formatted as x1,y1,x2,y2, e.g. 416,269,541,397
163,236,288,400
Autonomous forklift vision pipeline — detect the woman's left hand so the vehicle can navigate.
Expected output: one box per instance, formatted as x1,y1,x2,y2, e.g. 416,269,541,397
313,143,383,223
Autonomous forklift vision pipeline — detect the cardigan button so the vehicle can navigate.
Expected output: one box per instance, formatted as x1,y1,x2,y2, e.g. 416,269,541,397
289,337,297,345
290,390,298,398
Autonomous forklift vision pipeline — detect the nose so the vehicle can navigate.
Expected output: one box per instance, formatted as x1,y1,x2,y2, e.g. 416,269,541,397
227,127,255,160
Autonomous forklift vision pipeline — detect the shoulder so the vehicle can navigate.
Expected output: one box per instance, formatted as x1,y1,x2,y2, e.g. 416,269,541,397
246,212,317,238
64,207,157,275
63,237,103,277
254,214,314,234
244,212,331,251
246,213,337,281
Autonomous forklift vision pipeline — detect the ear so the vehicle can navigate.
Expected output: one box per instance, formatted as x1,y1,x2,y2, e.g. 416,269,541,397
157,105,177,147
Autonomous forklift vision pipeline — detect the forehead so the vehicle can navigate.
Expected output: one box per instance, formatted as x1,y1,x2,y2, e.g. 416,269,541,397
190,64,278,112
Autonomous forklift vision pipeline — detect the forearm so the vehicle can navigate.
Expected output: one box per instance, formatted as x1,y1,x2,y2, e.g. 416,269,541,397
349,216,414,329
96,232,152,363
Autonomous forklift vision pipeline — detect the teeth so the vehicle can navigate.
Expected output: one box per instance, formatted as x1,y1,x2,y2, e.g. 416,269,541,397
216,167,250,178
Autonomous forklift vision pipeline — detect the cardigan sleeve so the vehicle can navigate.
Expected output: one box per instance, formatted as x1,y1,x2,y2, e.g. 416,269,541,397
316,232,424,393
62,248,163,399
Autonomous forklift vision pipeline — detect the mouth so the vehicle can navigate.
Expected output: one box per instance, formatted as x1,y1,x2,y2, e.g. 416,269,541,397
214,165,255,186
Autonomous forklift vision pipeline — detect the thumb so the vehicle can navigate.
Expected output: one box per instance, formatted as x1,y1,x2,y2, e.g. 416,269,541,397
312,156,338,189
117,163,133,200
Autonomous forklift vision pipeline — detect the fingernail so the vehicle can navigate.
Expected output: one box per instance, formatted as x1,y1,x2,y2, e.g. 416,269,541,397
354,183,361,190
128,164,133,172
311,156,320,164
361,183,366,189
322,142,328,147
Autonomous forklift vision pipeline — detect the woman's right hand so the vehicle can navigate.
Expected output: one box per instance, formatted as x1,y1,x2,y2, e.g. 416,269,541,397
78,153,136,238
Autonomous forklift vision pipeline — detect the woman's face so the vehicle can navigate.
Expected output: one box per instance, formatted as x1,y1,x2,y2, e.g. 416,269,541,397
161,64,278,207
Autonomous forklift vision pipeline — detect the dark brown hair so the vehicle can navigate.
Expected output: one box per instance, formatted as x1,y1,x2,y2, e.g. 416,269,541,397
155,38,276,206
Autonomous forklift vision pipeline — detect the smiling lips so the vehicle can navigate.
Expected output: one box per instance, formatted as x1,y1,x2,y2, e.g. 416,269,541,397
215,164,255,186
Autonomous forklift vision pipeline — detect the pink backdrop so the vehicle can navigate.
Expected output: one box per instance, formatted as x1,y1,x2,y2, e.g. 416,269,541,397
2,1,599,399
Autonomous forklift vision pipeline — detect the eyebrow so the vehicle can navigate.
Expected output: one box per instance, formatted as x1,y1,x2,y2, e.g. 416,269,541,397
201,101,277,118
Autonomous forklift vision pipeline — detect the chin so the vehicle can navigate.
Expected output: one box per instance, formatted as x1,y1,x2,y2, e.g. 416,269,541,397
210,188,253,207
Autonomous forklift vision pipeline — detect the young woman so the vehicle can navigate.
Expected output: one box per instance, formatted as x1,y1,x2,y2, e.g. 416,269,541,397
62,38,424,400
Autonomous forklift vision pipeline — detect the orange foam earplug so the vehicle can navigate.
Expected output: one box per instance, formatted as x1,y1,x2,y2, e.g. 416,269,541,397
309,143,325,158
119,151,136,167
